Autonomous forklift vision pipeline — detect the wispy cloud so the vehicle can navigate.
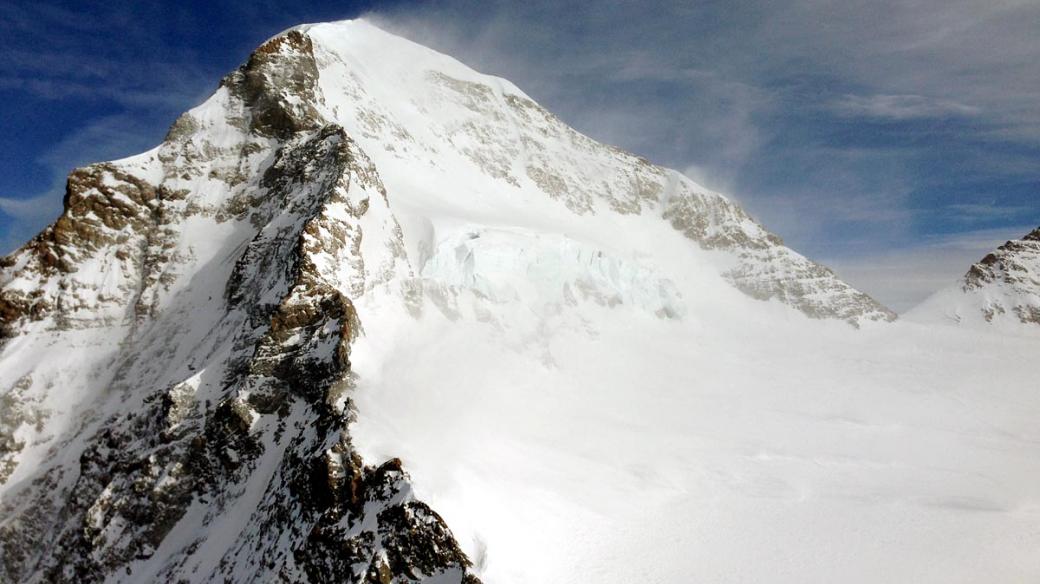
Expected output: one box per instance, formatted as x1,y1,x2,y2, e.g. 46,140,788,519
830,94,980,120
946,202,1033,222
0,76,208,110
0,194,62,222
0,193,61,255
38,114,165,172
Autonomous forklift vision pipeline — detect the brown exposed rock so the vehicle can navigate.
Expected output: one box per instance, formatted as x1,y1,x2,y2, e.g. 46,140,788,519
0,164,165,337
223,30,323,139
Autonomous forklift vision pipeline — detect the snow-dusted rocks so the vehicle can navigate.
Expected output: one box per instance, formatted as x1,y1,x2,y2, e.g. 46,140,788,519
909,226,1040,328
660,177,895,325
963,227,1040,324
0,25,474,583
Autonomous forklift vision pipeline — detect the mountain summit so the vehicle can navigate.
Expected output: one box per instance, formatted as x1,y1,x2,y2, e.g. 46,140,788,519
2,20,1036,584
0,21,894,338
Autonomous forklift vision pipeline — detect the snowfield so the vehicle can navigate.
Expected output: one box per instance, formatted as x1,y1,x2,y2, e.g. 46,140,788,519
349,222,1040,583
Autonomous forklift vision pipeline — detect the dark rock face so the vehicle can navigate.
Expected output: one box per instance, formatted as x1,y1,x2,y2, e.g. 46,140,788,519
0,30,477,584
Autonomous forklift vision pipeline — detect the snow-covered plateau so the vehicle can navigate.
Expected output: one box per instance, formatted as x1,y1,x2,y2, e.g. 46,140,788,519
0,19,1038,584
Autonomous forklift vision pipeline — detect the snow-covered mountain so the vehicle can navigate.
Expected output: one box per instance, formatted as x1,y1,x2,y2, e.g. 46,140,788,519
1,19,1038,584
909,226,1040,329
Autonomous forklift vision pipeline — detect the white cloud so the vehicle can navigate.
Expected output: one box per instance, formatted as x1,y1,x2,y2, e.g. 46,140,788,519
0,193,62,255
946,202,1034,222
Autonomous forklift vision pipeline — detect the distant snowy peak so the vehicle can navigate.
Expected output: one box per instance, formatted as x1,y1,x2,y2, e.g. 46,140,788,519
910,226,1040,328
962,227,1040,324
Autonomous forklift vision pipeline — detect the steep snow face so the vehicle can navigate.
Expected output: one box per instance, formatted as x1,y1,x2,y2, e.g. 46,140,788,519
0,17,1033,584
908,226,1040,330
301,20,894,327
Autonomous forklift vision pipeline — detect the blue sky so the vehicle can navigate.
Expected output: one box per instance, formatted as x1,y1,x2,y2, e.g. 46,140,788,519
2,1,1038,311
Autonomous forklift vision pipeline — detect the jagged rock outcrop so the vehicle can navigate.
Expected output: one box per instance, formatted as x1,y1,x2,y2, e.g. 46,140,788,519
0,165,170,335
224,30,324,139
0,19,898,583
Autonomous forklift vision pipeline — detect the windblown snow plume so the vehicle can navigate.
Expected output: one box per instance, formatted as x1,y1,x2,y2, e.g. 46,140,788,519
0,20,1037,584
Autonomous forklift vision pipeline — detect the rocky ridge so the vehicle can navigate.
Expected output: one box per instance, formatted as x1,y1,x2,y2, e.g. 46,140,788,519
0,29,476,583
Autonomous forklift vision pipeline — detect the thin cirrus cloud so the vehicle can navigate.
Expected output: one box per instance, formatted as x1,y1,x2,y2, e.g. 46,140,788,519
0,195,62,222
829,94,981,120
946,202,1034,222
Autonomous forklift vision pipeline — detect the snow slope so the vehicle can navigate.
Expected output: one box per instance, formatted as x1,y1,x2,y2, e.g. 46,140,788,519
352,241,1040,583
301,21,895,327
0,18,1037,584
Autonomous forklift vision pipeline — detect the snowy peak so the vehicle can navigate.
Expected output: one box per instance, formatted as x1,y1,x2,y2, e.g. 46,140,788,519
0,23,475,583
0,19,906,584
962,226,1040,324
910,226,1040,328
0,20,893,335
302,20,894,326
